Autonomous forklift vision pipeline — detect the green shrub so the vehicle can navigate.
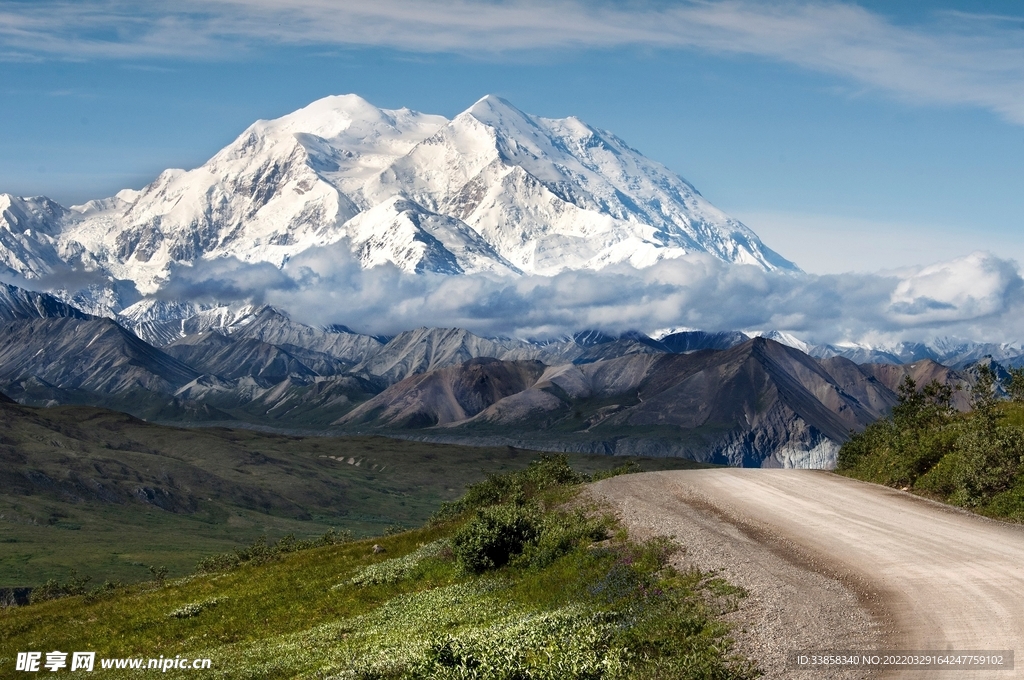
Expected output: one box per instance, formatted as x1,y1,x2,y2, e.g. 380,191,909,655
523,509,610,570
431,454,585,524
591,459,642,482
1007,367,1024,402
452,504,542,573
982,482,1024,521
30,570,92,604
916,424,1024,506
838,370,1024,519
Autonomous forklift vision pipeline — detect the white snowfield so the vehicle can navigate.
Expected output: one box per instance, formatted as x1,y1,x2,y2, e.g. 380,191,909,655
591,469,1024,679
0,94,794,311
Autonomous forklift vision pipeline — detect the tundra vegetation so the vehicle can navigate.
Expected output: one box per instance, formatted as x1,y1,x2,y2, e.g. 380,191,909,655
838,366,1024,520
0,456,756,679
0,400,704,586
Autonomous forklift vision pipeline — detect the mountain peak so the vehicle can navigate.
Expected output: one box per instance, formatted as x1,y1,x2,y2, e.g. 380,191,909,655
0,93,797,316
462,94,543,144
257,94,394,138
467,94,523,117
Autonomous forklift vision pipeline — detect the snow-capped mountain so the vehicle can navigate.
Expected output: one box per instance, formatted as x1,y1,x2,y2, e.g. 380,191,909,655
361,95,794,274
0,281,90,321
0,195,69,277
744,329,1024,369
0,94,795,313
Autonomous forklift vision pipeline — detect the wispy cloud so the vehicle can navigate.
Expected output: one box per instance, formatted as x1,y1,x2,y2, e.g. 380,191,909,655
2,1,1023,123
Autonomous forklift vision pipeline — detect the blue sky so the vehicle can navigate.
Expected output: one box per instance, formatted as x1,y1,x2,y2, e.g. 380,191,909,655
1,0,1022,274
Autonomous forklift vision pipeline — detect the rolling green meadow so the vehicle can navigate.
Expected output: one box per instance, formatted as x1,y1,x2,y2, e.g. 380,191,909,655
0,401,706,588
1,455,755,679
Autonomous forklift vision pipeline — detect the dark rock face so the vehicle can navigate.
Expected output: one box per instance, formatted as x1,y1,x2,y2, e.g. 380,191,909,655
0,587,33,608
164,331,317,384
659,330,749,353
0,317,198,395
0,282,90,321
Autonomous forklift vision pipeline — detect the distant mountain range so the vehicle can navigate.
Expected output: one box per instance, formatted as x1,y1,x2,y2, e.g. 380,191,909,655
745,329,1024,371
0,94,1014,467
3,93,1013,362
0,94,794,317
0,281,988,468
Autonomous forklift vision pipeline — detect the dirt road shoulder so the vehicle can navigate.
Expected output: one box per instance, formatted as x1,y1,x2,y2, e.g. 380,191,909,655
589,469,1024,679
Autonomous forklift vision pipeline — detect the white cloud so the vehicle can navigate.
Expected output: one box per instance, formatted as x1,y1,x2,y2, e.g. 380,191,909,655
2,1,1024,124
153,243,1024,344
888,251,1021,324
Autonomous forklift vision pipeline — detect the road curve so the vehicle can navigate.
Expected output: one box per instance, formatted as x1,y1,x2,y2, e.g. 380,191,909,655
589,470,1024,680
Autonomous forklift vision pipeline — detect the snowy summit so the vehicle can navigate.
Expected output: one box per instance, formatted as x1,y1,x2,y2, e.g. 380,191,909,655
0,94,795,313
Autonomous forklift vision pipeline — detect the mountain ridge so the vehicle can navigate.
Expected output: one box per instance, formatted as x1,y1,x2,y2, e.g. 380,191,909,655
334,337,952,467
0,280,989,467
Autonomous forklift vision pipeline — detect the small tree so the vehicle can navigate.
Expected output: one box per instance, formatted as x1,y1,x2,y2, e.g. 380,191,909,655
149,565,168,583
1005,366,1024,403
972,364,1000,434
892,376,954,430
452,504,540,573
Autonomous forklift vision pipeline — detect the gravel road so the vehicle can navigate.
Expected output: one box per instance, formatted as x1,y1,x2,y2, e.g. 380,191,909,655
589,469,1024,679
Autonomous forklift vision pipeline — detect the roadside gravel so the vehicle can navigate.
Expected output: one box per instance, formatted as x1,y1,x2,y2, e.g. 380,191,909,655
590,469,1024,680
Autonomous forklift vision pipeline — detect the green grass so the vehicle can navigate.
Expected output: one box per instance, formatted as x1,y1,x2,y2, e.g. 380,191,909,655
0,458,756,679
0,401,708,587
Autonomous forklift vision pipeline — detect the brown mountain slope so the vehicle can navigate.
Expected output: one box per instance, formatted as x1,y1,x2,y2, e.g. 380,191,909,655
340,357,548,428
336,339,957,468
857,359,971,410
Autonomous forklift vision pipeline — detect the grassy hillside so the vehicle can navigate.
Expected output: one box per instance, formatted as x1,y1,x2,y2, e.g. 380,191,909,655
837,373,1024,521
0,401,707,587
0,458,755,679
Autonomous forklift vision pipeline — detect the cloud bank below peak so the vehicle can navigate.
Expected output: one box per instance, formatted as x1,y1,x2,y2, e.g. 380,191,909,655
146,243,1024,345
2,2,1024,125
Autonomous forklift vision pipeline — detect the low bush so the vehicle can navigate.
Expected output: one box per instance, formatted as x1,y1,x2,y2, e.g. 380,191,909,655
430,454,587,524
591,459,642,482
450,499,612,575
30,570,92,604
452,503,542,573
522,508,610,570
